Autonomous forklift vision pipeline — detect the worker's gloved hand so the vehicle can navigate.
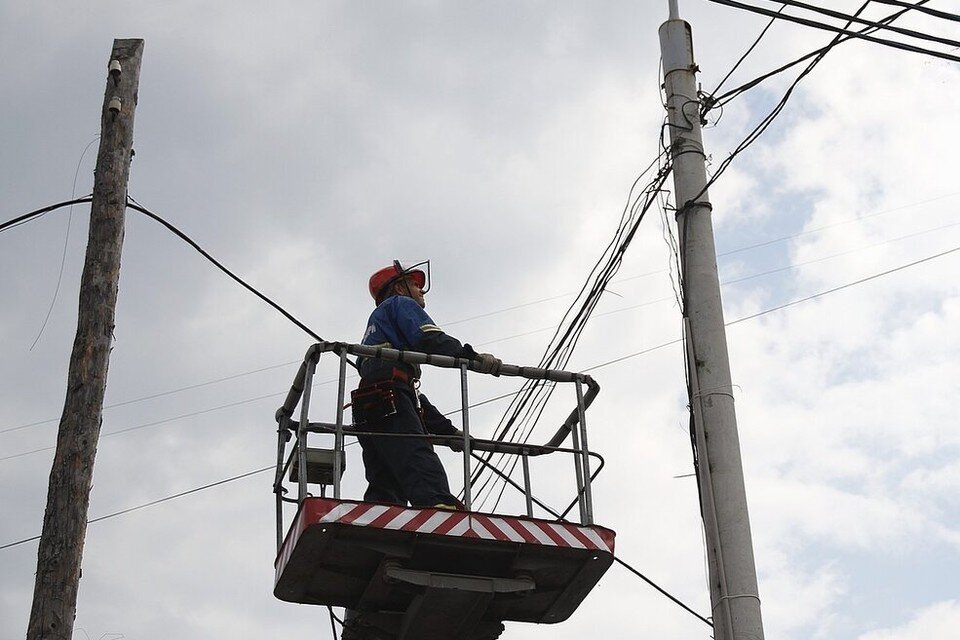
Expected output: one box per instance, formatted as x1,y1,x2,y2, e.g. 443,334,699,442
475,353,502,376
447,429,473,452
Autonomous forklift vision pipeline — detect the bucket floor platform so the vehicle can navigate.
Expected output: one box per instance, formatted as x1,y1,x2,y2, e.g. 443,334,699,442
275,498,615,640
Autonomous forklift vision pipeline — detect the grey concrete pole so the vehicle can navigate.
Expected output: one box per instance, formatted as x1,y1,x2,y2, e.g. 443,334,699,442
659,9,764,640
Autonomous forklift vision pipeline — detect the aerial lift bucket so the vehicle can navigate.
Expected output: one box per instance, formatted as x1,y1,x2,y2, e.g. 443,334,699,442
272,342,615,640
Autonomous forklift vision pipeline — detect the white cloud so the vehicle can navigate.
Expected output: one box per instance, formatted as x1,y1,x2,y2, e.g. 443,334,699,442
858,600,960,640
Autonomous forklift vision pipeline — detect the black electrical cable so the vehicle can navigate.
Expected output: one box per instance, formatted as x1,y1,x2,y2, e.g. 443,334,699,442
31,137,100,351
0,196,93,234
705,0,960,63
6,243,958,618
2,195,347,364
474,164,675,508
469,154,671,483
6,187,953,438
474,163,671,480
5,202,956,458
709,3,786,99
327,606,341,639
709,0,932,108
125,197,332,348
870,0,960,22
690,1,874,213
614,556,713,627
0,466,272,551
774,0,960,49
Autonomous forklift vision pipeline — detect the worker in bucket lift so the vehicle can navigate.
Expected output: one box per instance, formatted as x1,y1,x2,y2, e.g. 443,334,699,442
352,260,502,510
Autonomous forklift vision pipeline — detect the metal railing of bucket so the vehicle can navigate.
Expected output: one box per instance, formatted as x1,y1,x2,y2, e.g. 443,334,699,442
273,341,603,551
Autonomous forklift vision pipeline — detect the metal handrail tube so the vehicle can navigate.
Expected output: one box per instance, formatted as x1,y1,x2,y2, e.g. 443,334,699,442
333,348,347,499
575,380,594,524
273,341,606,536
299,422,605,463
274,426,288,550
545,376,600,448
275,344,320,421
559,461,605,521
569,415,588,523
459,363,472,510
521,455,534,517
297,357,317,502
312,341,596,385
275,343,600,458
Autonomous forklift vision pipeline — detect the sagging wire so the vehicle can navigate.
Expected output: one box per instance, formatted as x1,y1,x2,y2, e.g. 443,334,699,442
704,0,960,63
470,154,675,511
704,0,935,113
30,135,101,350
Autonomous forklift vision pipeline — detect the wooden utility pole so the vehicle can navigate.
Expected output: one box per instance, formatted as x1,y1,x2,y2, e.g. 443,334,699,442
659,2,764,639
27,38,143,640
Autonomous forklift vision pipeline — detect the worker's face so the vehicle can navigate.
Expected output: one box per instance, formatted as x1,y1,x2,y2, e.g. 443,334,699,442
396,277,426,308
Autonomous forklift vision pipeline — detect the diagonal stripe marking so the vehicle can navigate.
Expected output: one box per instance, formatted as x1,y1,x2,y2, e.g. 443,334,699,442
550,523,586,549
517,519,554,545
579,527,610,551
382,508,420,530
350,505,391,527
470,516,497,540
415,511,450,534
486,517,525,543
448,516,471,536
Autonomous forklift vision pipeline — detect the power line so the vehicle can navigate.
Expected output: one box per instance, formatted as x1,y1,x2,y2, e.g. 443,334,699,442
870,0,960,23
6,211,958,453
705,0,960,63
0,196,93,234
707,0,933,109
613,556,712,627
30,136,100,350
774,0,960,50
717,191,960,257
0,466,272,551
0,467,710,631
5,242,957,616
727,243,960,326
4,190,956,437
693,1,876,210
710,3,786,98
1,360,300,435
126,197,331,347
584,240,960,372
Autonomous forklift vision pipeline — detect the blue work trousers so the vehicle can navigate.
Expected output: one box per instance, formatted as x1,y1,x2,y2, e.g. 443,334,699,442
356,386,457,507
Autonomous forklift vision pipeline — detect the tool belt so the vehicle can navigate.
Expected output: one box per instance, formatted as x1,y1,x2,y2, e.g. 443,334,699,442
351,382,398,426
351,369,417,426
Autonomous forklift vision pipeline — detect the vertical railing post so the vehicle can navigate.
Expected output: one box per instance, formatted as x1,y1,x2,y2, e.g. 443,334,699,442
297,356,317,503
275,423,287,551
334,347,348,499
569,411,588,524
521,452,533,517
575,379,594,525
459,363,472,510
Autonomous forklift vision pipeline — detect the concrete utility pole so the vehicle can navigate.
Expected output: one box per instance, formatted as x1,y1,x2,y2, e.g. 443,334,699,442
658,5,764,640
27,38,144,640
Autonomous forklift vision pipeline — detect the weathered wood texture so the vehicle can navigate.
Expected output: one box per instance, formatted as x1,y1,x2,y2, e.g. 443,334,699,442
27,38,144,640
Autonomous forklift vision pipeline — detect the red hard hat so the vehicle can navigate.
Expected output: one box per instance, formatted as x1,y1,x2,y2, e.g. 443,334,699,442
368,263,426,303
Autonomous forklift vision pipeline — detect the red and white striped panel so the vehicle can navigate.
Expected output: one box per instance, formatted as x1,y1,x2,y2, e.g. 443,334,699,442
275,506,309,582
305,499,615,553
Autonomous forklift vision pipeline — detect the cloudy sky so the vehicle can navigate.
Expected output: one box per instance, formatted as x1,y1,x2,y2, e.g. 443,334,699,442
2,1,959,639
